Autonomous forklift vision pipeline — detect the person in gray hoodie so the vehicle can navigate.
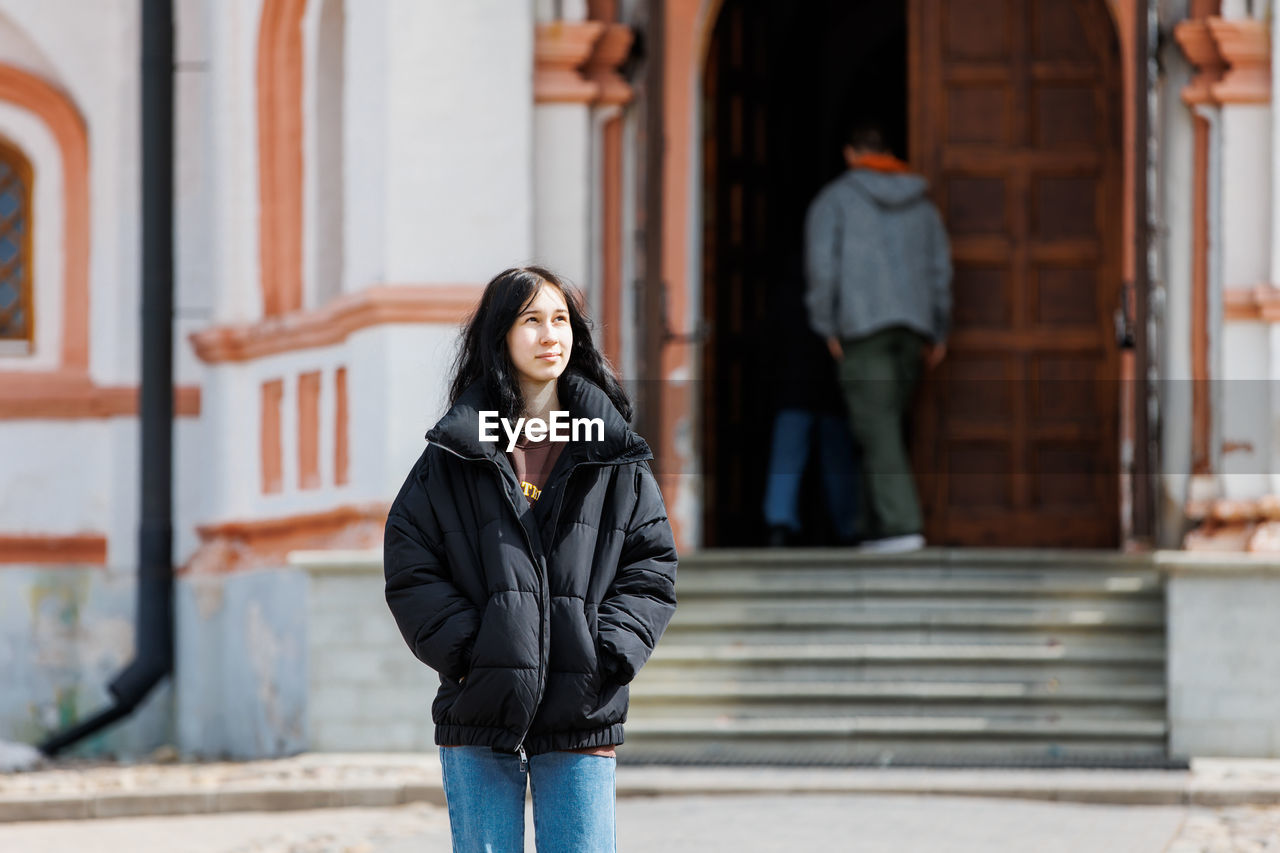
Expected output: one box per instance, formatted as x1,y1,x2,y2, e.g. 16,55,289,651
804,122,952,552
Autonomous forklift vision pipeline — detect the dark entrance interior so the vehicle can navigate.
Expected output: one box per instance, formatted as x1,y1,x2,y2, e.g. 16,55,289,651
702,0,907,546
701,0,1125,549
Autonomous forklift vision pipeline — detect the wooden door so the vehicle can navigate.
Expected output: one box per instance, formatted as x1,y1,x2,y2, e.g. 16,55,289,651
910,0,1123,547
702,0,777,545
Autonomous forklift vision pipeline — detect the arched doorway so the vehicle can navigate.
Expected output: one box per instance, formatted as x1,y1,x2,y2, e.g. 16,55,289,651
700,0,907,546
700,0,1123,548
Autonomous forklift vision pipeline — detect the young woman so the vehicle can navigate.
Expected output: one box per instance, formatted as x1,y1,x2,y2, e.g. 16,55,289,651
384,266,678,852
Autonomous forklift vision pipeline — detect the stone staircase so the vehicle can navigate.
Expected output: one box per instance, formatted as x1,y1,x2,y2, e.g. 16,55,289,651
622,549,1174,767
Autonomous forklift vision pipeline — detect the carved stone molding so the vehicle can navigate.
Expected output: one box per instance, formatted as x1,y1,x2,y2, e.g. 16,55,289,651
0,371,201,419
1207,17,1271,104
1174,18,1225,105
189,503,388,574
584,24,634,106
534,21,606,104
189,284,482,364
1185,495,1280,552
1223,285,1280,322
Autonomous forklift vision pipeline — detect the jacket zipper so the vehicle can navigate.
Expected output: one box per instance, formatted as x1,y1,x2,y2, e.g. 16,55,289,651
431,443,647,766
524,455,647,759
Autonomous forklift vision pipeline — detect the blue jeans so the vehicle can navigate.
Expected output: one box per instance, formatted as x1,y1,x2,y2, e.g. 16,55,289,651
439,746,616,852
762,408,860,540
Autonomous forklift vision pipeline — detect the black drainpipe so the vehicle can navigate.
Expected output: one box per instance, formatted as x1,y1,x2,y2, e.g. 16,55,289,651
40,0,174,757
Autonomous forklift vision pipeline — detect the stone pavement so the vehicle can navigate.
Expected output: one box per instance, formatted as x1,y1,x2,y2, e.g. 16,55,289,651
5,753,1280,823
3,794,1280,851
3,754,1280,850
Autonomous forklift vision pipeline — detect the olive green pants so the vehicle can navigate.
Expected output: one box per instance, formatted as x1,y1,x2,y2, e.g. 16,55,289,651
838,326,926,539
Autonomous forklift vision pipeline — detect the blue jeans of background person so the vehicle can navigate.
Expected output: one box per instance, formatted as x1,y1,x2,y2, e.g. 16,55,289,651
763,408,860,541
439,746,616,853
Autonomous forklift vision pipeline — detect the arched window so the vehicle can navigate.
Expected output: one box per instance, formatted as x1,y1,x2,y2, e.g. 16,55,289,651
0,139,31,355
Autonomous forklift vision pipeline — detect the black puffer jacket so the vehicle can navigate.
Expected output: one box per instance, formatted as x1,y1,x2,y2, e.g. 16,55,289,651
384,372,678,755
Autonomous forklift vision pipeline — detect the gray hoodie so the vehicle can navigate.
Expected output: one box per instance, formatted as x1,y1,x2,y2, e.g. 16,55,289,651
804,169,952,344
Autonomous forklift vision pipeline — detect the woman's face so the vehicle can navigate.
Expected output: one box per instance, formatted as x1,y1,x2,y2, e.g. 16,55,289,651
505,284,573,387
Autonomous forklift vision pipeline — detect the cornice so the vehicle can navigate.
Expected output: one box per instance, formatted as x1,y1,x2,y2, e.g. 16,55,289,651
1184,495,1280,553
188,503,388,574
0,534,107,565
1173,18,1225,105
583,23,635,107
1223,285,1280,322
534,21,606,104
188,284,482,364
1207,16,1271,104
0,370,201,419
535,20,635,106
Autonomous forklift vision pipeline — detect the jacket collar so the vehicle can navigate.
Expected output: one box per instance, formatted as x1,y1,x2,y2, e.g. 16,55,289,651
425,371,652,467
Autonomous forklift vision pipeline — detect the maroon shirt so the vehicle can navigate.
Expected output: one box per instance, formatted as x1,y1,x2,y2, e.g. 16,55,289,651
507,436,565,506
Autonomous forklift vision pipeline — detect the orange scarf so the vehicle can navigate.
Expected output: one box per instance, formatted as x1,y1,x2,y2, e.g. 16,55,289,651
850,152,913,174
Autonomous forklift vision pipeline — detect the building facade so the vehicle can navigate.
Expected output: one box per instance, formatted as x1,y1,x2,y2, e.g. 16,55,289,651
0,0,1277,757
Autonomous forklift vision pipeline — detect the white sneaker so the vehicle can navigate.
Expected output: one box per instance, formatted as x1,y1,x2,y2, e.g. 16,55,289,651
857,534,925,554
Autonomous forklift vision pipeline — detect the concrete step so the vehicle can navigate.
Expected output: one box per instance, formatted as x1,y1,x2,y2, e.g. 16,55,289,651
630,550,1169,766
647,642,1164,665
665,600,1163,630
636,664,1165,691
675,569,1162,599
679,548,1155,567
616,737,1170,767
654,628,1166,648
624,714,1167,740
627,701,1164,723
629,680,1167,704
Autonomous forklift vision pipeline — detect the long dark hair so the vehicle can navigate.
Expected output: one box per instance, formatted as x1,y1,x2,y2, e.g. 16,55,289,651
448,266,633,423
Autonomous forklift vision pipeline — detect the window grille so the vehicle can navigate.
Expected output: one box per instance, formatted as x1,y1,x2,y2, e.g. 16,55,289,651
0,142,32,355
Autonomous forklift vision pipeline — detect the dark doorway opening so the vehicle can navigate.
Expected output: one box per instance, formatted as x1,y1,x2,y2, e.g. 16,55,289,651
701,0,908,547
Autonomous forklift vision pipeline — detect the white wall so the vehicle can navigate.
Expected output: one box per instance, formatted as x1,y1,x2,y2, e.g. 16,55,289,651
342,0,389,292
0,422,112,533
1219,108,1271,288
199,0,262,325
174,0,215,387
381,0,533,283
1214,51,1273,501
1219,322,1271,499
0,4,59,84
344,0,535,287
534,103,592,288
355,322,459,498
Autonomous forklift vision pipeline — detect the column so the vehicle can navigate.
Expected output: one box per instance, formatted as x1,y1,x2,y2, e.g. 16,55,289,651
1207,14,1272,501
532,19,603,290
347,0,534,287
